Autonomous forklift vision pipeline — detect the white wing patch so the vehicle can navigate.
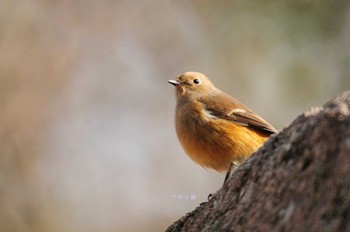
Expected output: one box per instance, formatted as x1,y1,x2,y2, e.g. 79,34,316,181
231,109,246,114
203,109,218,119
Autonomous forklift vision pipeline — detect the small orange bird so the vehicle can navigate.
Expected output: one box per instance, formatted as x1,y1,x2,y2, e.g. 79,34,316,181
168,72,277,175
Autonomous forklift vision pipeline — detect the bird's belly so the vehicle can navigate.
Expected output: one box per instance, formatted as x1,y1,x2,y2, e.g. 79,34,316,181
176,117,268,172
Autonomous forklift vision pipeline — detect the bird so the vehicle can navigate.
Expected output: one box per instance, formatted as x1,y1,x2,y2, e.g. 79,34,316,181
168,72,277,177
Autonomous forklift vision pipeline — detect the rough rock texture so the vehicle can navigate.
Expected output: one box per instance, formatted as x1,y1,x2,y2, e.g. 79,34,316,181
167,91,350,232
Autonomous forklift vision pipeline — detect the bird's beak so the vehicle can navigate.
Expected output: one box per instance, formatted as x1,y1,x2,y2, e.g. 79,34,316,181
168,80,180,86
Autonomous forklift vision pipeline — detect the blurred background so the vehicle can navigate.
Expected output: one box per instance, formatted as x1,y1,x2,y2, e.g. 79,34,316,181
0,0,349,231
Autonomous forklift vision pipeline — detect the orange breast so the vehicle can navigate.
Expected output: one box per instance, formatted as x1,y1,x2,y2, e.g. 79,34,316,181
175,103,269,172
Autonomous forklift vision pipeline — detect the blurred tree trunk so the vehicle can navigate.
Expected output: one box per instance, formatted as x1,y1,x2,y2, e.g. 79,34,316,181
167,91,350,232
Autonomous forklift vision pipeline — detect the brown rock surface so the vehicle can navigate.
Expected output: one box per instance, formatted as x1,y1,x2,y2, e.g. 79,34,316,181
167,91,350,232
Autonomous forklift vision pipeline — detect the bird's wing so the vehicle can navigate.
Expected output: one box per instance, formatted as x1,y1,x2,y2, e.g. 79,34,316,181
225,109,278,134
200,92,278,135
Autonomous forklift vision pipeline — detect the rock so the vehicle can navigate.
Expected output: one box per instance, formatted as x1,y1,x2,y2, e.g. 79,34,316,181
167,91,350,232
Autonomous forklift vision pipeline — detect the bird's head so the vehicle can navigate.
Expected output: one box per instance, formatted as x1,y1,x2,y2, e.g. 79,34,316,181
168,72,216,99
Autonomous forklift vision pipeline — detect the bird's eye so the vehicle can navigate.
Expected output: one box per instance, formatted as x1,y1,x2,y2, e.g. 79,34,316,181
193,79,201,84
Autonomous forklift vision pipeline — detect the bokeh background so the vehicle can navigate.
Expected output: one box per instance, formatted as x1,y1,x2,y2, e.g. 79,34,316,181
1,0,350,231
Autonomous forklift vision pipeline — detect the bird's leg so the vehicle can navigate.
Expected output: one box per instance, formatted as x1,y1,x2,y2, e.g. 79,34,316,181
223,162,234,186
207,163,235,200
207,193,212,201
